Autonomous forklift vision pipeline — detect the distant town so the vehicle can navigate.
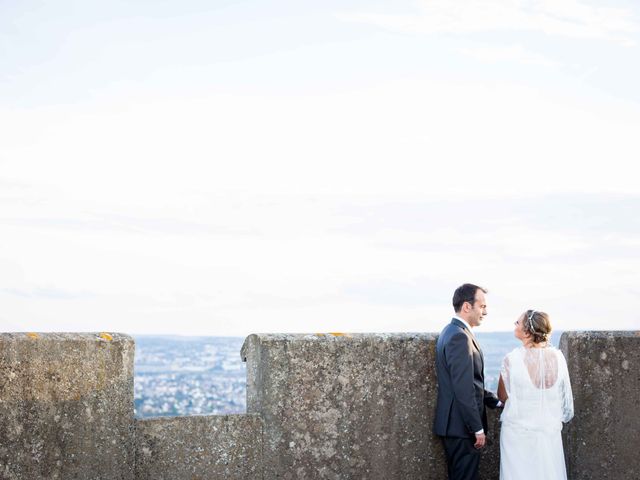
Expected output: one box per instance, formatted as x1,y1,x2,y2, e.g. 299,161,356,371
133,336,246,418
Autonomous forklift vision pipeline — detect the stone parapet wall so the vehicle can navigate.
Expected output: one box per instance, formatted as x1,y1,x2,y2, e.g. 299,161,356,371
241,333,455,479
0,332,135,480
1,330,638,479
134,414,263,480
561,331,640,480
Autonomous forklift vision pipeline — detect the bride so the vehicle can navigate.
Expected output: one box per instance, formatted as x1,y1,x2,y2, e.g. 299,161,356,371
497,310,574,479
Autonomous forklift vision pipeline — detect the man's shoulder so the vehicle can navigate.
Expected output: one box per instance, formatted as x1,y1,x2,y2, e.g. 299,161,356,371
439,320,467,340
439,320,454,334
442,318,466,332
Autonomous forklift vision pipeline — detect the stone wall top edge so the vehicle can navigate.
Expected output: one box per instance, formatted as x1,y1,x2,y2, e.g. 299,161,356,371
243,332,437,346
246,332,438,340
0,332,134,343
241,332,438,359
136,413,262,425
560,330,640,340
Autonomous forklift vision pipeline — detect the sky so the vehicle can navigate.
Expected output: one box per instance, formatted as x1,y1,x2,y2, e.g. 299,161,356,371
1,0,639,336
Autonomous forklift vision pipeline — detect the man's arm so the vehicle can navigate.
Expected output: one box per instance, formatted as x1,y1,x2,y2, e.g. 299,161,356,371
445,331,484,434
484,388,501,408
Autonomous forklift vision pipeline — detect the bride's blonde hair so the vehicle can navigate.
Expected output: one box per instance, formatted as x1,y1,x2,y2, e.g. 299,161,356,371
524,310,552,344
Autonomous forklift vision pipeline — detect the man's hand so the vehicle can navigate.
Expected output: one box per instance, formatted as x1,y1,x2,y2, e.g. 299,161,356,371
474,432,486,449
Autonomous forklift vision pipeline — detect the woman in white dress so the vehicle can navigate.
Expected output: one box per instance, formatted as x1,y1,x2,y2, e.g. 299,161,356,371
497,310,574,480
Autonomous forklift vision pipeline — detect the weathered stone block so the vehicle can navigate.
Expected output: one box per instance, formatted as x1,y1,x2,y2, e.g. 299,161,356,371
561,331,640,479
0,332,134,480
242,333,463,479
134,414,263,480
480,408,501,480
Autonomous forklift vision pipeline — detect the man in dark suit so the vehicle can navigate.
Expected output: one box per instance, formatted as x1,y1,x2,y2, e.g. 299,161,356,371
434,283,502,480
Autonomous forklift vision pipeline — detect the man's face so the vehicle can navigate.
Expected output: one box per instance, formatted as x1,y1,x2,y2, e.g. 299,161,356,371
466,290,487,328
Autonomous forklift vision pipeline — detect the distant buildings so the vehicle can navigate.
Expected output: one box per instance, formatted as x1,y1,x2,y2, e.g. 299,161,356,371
133,336,246,418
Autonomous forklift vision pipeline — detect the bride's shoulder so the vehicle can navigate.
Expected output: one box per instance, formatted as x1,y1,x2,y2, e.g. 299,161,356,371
549,345,568,359
505,346,524,359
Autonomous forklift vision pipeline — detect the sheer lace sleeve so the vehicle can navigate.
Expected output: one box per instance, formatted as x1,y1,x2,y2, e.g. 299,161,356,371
501,355,511,395
557,350,574,423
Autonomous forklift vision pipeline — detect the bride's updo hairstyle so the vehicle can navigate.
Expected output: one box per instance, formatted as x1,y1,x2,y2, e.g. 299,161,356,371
524,310,552,344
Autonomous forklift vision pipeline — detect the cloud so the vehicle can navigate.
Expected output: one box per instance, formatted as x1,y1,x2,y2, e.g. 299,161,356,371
337,0,639,46
0,213,260,236
342,277,452,307
1,286,94,300
458,43,558,66
2,194,639,334
2,75,639,201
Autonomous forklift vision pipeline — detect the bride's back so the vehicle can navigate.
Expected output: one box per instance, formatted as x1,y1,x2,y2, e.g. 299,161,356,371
523,346,559,389
500,346,573,430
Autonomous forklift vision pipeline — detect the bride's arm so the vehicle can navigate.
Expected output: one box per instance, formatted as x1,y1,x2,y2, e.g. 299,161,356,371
498,374,508,403
558,350,574,422
498,355,510,403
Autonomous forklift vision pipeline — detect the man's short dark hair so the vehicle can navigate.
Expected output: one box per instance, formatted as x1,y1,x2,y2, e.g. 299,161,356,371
452,283,487,313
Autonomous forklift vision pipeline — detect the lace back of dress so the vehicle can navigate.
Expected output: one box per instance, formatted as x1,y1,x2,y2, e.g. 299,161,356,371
500,346,574,429
524,347,558,390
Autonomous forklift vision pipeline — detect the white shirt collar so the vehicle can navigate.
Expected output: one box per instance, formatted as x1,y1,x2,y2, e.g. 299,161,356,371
453,315,474,335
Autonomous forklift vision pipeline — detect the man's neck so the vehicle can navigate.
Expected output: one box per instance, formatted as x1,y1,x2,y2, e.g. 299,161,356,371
453,315,473,332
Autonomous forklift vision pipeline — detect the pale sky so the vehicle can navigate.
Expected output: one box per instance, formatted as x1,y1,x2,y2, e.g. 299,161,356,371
1,0,639,336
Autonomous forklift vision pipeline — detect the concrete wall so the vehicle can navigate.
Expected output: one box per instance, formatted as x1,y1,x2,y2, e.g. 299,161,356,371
560,331,640,479
134,414,263,480
1,330,638,480
0,332,135,480
242,333,483,479
242,331,640,480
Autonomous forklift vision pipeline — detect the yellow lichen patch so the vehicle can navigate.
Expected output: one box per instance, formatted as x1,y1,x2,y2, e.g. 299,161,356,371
99,332,113,341
315,333,326,337
328,332,350,337
26,332,39,339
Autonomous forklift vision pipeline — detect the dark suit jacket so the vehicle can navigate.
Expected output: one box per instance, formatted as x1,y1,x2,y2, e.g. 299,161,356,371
433,318,500,438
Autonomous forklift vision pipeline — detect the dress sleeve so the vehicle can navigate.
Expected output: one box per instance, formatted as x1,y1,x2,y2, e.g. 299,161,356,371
501,354,511,396
558,350,574,423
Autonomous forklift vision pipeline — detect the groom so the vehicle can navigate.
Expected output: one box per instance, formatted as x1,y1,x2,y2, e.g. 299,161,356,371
434,283,501,480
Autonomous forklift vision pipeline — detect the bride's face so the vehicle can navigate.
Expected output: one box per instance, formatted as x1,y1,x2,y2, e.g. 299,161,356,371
513,313,529,342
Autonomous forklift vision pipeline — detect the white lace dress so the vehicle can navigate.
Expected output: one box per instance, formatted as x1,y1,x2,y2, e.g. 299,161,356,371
499,346,574,480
